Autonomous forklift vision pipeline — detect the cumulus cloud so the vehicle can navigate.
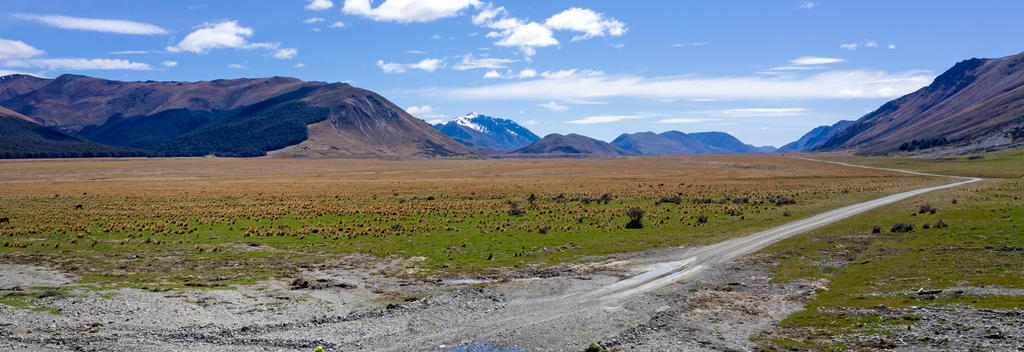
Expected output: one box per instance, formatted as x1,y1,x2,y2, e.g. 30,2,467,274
405,105,434,115
305,0,333,10
538,101,568,111
166,20,295,59
13,14,168,35
161,60,178,67
343,0,481,23
433,70,934,101
790,56,843,65
376,58,444,73
6,58,151,70
0,39,44,60
452,53,517,70
330,21,346,28
483,70,502,78
493,22,557,57
274,48,297,59
544,8,626,41
516,68,537,79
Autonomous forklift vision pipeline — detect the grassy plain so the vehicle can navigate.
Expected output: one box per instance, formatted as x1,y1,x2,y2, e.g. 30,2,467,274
758,151,1024,350
0,155,941,293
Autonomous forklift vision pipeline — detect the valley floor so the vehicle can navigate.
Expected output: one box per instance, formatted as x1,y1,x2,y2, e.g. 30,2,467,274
0,153,1021,351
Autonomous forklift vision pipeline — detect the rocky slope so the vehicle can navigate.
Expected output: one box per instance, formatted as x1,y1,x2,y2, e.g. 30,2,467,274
778,120,854,153
816,51,1024,155
0,74,475,158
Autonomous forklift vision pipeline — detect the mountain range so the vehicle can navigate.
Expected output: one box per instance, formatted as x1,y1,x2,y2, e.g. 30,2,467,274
0,74,473,158
815,50,1024,155
3,50,1024,159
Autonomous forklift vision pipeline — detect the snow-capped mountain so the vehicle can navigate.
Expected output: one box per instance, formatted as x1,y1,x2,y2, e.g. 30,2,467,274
433,113,541,153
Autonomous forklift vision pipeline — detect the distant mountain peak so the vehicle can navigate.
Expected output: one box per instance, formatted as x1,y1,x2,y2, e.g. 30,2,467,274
434,113,539,153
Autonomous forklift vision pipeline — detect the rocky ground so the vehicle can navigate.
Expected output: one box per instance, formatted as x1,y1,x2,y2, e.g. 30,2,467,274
1,247,1020,351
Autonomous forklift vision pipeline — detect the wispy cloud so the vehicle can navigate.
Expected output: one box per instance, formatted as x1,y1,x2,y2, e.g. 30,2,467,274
670,42,709,47
452,54,517,70
840,43,858,50
6,58,152,70
538,101,568,111
377,58,444,73
790,56,843,65
13,14,168,35
719,108,807,117
657,118,720,124
567,114,653,124
432,70,933,100
0,38,45,60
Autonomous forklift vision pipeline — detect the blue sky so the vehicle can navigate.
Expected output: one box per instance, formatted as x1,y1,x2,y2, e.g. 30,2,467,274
1,1,1022,146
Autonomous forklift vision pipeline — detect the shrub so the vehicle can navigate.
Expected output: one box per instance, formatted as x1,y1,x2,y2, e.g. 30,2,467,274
696,215,708,224
872,225,882,233
934,219,949,229
782,210,792,217
538,225,551,234
508,201,525,216
625,207,644,229
656,196,682,205
918,204,937,214
891,223,914,233
773,197,797,206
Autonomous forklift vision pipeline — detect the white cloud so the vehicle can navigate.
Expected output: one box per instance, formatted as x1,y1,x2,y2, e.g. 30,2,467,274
342,0,481,23
376,58,444,73
494,22,557,57
294,62,305,68
6,58,152,70
228,63,247,69
540,69,577,79
405,105,434,115
472,6,505,25
406,50,425,54
523,119,538,125
516,68,537,79
539,101,568,111
452,54,518,70
13,14,168,35
0,39,44,60
274,48,297,59
166,20,292,59
888,44,896,49
329,21,346,28
790,56,843,65
483,70,502,78
719,108,807,117
798,2,816,9
161,60,177,67
434,69,934,101
566,99,606,105
166,21,253,53
568,114,650,125
840,43,858,50
304,17,325,24
544,8,626,41
671,42,709,47
866,40,878,48
305,0,333,10
657,118,720,124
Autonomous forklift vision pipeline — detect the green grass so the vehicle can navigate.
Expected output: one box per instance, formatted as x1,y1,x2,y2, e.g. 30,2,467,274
758,154,1024,350
0,174,942,292
820,148,1024,178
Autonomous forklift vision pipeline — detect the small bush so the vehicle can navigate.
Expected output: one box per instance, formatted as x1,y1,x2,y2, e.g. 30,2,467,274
508,201,525,216
892,223,914,233
537,225,551,234
773,197,797,206
782,210,792,217
656,196,682,205
872,225,882,233
919,204,937,214
625,207,644,229
696,215,708,224
934,219,949,229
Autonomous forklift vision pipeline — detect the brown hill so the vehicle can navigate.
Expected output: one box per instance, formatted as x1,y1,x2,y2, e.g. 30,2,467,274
507,133,638,157
0,74,474,158
816,51,1024,155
